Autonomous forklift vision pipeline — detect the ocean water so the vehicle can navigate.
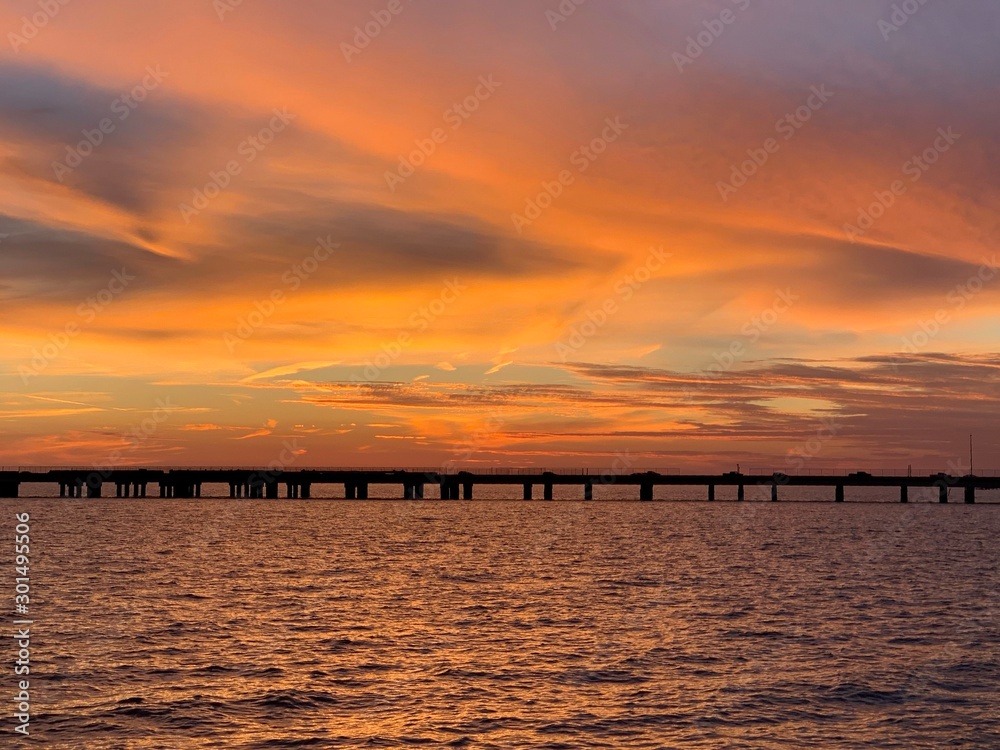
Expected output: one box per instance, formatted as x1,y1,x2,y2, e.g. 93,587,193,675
16,499,1000,748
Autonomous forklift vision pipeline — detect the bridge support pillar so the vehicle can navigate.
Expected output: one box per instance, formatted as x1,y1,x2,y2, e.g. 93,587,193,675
301,483,311,499
116,483,123,498
543,483,553,500
439,482,450,500
59,482,66,497
771,484,778,502
939,484,949,504
87,482,101,498
900,485,908,503
584,481,593,501
265,482,279,499
0,481,18,498
640,483,653,501
965,486,975,504
835,485,844,503
708,484,715,502
523,483,532,500
463,482,473,500
737,484,745,502
345,482,356,499
355,482,365,499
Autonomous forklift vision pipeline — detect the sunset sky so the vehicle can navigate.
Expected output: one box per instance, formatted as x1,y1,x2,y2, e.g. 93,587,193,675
2,0,999,470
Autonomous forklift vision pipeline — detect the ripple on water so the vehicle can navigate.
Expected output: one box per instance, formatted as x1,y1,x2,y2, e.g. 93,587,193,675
24,500,1000,748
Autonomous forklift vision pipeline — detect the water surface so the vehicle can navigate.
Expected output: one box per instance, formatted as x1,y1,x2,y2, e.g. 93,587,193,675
20,500,1000,748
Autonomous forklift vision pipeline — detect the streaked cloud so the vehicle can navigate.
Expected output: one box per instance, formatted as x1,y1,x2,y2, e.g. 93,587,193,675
1,0,998,468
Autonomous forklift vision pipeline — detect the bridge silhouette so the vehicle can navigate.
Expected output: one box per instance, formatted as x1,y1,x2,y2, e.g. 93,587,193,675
1,467,998,503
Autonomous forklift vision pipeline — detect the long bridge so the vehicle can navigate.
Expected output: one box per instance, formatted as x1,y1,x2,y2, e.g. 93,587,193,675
1,467,999,503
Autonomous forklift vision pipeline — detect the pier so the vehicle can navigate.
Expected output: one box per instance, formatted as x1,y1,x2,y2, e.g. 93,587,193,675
0,468,998,503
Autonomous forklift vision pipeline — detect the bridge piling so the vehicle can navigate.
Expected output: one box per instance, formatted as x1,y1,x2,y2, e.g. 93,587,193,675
738,484,745,502
584,481,593,501
836,485,844,503
708,484,715,502
523,483,532,500
965,485,975,504
544,483,553,500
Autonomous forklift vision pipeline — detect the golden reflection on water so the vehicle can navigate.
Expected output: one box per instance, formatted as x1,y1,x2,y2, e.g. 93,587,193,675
26,500,1000,748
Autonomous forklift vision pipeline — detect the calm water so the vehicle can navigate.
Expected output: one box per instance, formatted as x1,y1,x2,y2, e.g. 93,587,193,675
16,499,1000,748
